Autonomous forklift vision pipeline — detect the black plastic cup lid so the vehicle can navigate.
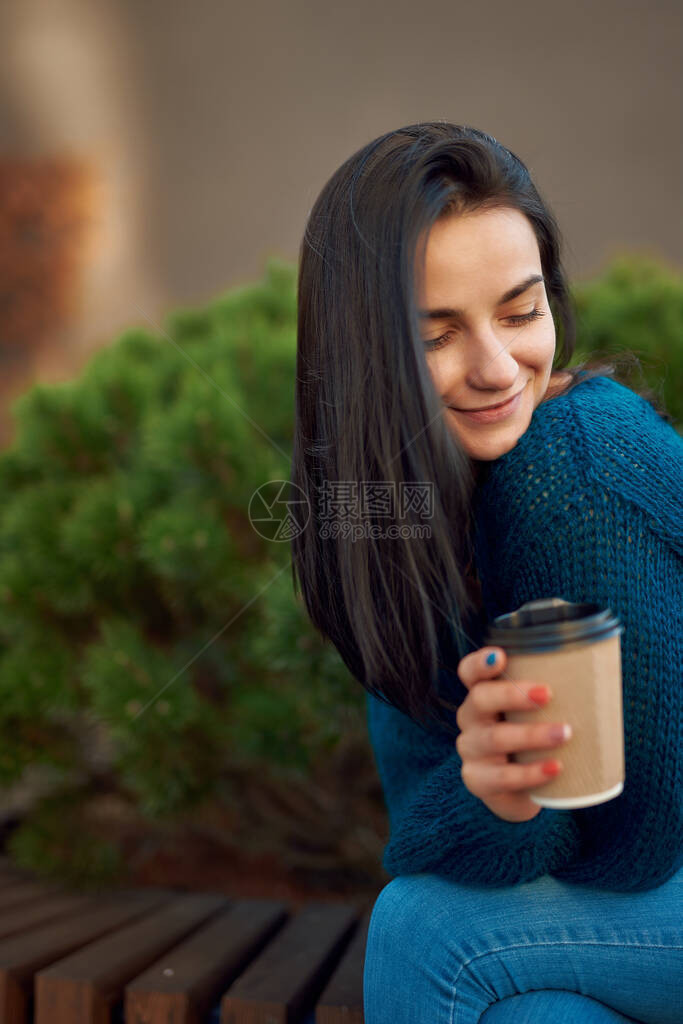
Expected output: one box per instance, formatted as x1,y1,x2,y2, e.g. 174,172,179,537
484,598,623,653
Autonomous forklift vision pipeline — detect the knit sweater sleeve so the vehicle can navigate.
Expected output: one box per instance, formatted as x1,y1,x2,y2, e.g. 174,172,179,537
367,427,682,890
366,690,583,887
492,479,683,892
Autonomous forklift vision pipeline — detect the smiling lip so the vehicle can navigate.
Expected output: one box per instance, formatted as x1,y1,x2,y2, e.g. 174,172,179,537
455,387,524,412
450,384,526,423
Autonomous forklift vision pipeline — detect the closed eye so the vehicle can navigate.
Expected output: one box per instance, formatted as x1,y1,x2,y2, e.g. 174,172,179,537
424,307,546,352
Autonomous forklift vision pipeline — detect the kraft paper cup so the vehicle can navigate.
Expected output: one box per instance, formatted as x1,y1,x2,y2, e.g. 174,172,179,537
485,598,625,809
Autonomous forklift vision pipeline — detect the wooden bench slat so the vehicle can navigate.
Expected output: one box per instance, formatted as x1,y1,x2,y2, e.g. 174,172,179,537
0,879,62,912
0,854,375,1024
315,908,372,1024
0,858,25,877
35,892,229,1024
0,892,97,940
0,870,29,893
0,889,172,1024
220,901,359,1024
125,898,290,1024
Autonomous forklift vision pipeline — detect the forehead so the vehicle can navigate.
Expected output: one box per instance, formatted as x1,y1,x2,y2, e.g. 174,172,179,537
416,207,540,301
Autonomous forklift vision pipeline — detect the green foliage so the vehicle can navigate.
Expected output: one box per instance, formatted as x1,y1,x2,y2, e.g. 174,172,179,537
0,253,679,884
79,616,226,817
6,790,125,888
228,566,366,775
571,253,682,426
0,479,96,625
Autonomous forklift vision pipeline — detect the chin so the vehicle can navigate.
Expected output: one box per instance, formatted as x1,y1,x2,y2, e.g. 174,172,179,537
462,435,523,461
453,412,532,461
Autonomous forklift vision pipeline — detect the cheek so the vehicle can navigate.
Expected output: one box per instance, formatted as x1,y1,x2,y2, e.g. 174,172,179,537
541,315,557,348
525,321,556,366
425,354,456,395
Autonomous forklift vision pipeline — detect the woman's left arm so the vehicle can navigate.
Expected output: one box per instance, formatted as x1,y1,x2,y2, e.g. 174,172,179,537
499,480,683,892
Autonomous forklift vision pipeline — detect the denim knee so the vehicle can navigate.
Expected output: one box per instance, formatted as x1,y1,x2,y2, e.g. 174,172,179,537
364,873,470,984
363,871,683,1024
366,875,438,955
364,874,459,1023
366,871,494,954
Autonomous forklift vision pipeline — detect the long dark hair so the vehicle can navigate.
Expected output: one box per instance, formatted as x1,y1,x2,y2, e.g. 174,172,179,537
290,121,672,737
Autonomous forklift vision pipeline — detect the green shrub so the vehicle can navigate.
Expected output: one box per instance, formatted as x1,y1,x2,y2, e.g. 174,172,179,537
570,253,682,428
0,253,679,885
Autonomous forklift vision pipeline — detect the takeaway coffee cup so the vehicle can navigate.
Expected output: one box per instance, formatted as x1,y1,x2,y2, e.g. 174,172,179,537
485,598,625,809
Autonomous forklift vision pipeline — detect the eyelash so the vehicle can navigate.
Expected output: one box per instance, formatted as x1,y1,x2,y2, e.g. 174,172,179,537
424,307,546,352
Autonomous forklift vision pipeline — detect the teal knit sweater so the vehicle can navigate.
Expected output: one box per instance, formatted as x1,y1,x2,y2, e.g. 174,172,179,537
366,375,683,892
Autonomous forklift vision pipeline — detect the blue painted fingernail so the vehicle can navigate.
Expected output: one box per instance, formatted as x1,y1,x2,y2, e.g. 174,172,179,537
486,652,496,665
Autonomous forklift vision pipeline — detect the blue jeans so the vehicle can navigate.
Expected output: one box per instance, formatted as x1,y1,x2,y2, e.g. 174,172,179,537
363,866,683,1023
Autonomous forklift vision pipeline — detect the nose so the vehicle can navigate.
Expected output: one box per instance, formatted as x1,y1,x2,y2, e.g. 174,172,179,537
465,337,520,391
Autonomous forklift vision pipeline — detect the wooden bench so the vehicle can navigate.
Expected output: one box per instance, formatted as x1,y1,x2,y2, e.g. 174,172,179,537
0,860,375,1023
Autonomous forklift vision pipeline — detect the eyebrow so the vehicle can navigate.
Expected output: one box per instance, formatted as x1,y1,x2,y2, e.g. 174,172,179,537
418,274,545,320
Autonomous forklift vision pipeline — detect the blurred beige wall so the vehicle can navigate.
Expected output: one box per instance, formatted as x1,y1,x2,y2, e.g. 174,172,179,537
0,0,681,374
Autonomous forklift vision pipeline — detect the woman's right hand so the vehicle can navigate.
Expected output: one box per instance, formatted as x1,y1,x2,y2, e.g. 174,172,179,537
455,646,572,822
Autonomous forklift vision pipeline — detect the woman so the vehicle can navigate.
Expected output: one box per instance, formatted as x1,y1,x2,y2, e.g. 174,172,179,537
290,123,682,1023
